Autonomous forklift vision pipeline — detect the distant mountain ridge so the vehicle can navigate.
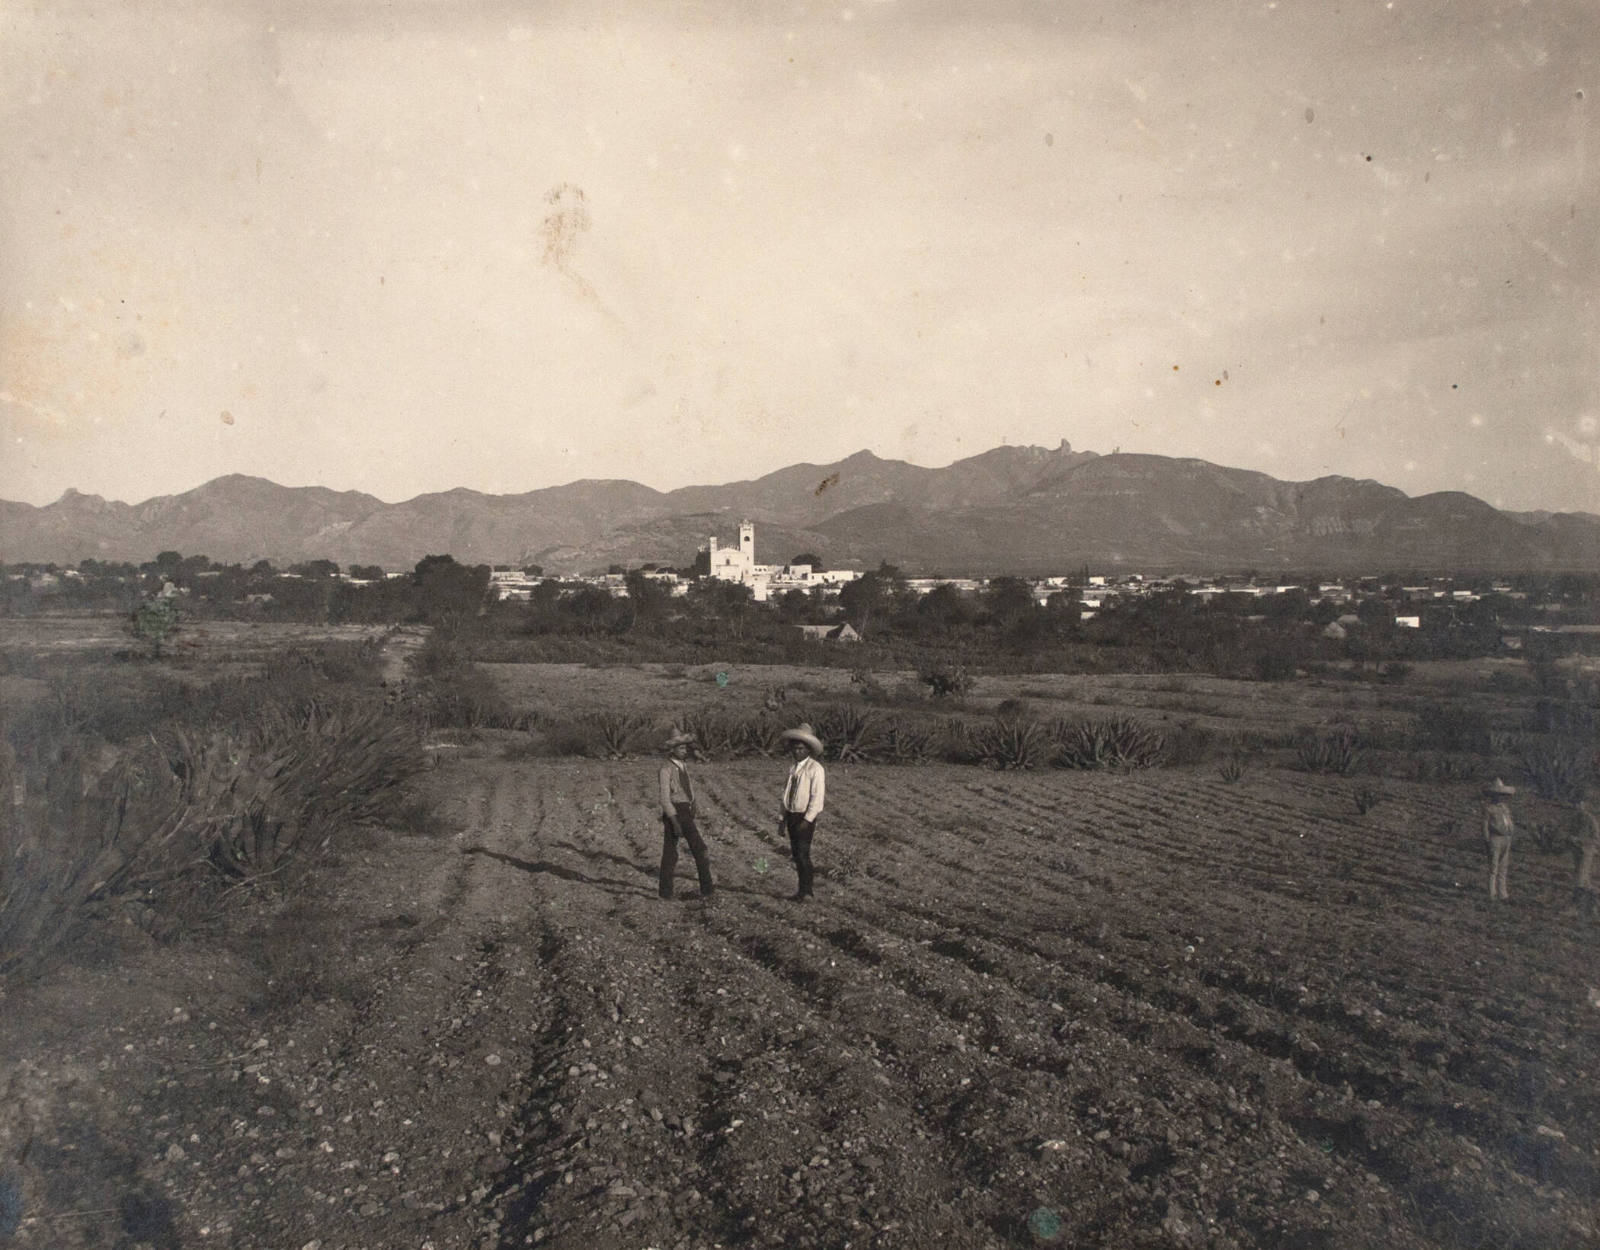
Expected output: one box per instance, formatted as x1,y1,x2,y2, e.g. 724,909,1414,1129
3,442,1597,573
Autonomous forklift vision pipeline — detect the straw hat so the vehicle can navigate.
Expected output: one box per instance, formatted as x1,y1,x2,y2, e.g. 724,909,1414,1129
1483,777,1516,797
662,729,696,751
780,722,825,757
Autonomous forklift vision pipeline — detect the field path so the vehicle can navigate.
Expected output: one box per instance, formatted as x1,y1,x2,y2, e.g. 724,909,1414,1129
15,748,1596,1250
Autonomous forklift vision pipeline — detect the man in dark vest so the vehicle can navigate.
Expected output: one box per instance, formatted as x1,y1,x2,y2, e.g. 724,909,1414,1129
658,729,714,901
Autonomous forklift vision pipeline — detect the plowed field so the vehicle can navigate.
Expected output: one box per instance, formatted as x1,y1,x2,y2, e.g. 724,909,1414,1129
7,746,1598,1250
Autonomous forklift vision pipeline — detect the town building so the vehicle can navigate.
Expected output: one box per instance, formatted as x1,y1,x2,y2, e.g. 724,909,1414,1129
702,522,858,601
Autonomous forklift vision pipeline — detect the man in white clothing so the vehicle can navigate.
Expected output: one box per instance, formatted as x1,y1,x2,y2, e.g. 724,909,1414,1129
778,722,826,902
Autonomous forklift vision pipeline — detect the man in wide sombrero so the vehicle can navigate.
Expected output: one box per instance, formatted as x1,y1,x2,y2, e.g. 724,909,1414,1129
658,728,714,900
777,722,826,902
1482,778,1516,902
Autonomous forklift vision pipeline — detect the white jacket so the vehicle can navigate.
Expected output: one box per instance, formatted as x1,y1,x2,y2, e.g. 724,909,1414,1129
781,756,826,822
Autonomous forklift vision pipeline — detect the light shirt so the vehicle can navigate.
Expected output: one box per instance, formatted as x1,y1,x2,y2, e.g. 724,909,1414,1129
782,755,826,821
660,758,694,814
1484,801,1514,838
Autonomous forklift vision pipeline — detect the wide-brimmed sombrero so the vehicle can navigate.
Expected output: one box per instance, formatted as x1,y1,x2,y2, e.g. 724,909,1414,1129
1483,778,1516,797
780,722,825,757
662,729,697,751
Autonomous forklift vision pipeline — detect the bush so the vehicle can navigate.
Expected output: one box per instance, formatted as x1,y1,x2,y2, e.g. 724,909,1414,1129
810,705,882,763
1378,661,1412,686
1519,735,1593,805
919,664,974,698
680,706,743,759
1294,728,1361,775
1353,784,1385,816
968,716,1049,770
584,710,647,758
849,668,891,703
1051,716,1165,770
172,697,420,884
883,719,933,765
739,714,786,758
0,648,421,982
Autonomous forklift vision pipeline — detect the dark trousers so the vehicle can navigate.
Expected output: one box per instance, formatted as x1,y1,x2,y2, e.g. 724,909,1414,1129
660,803,714,898
785,811,816,897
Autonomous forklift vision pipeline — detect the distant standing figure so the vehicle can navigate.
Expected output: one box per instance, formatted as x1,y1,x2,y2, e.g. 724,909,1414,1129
778,722,826,902
1482,778,1516,901
1569,795,1598,913
658,730,714,901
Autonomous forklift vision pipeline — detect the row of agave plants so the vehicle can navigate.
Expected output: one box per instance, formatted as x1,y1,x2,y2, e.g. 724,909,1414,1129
1,643,421,981
556,703,1167,771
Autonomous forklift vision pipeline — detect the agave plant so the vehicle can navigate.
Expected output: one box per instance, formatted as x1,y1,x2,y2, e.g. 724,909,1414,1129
584,710,647,759
969,716,1048,770
680,706,742,759
1051,716,1165,770
884,719,933,765
810,705,882,763
1294,728,1361,776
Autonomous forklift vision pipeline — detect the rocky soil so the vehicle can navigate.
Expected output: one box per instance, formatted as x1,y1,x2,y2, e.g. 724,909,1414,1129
3,747,1598,1250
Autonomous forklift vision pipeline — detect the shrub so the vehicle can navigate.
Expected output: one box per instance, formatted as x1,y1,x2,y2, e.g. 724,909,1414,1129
680,706,743,759
884,719,933,765
739,714,786,758
934,715,986,765
585,710,647,758
1051,716,1165,770
994,697,1031,723
919,664,973,699
1353,784,1385,816
541,717,597,758
1217,750,1247,784
848,668,891,703
1519,735,1592,805
173,697,420,884
1378,661,1412,685
1294,728,1361,775
968,716,1048,770
1,688,419,980
810,705,882,763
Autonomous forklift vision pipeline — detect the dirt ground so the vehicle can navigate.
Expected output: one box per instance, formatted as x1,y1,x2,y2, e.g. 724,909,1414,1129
4,721,1597,1249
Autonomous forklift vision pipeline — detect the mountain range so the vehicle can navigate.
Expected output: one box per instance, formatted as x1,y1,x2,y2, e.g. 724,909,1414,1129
3,441,1597,574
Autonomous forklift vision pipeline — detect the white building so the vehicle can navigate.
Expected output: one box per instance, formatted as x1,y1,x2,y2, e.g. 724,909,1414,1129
703,521,857,601
706,520,784,600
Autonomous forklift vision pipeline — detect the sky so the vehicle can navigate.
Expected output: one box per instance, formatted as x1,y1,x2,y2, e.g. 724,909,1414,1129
1,0,1596,515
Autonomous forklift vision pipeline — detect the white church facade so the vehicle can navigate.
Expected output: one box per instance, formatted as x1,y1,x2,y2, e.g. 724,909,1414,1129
702,521,856,601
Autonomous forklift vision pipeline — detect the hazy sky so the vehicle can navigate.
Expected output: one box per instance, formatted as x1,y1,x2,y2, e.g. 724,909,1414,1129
2,0,1596,513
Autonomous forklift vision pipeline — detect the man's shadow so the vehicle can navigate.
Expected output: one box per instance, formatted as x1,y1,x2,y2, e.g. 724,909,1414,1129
462,845,644,895
535,839,767,901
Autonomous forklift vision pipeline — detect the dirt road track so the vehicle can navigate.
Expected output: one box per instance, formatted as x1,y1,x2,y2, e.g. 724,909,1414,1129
8,746,1598,1250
